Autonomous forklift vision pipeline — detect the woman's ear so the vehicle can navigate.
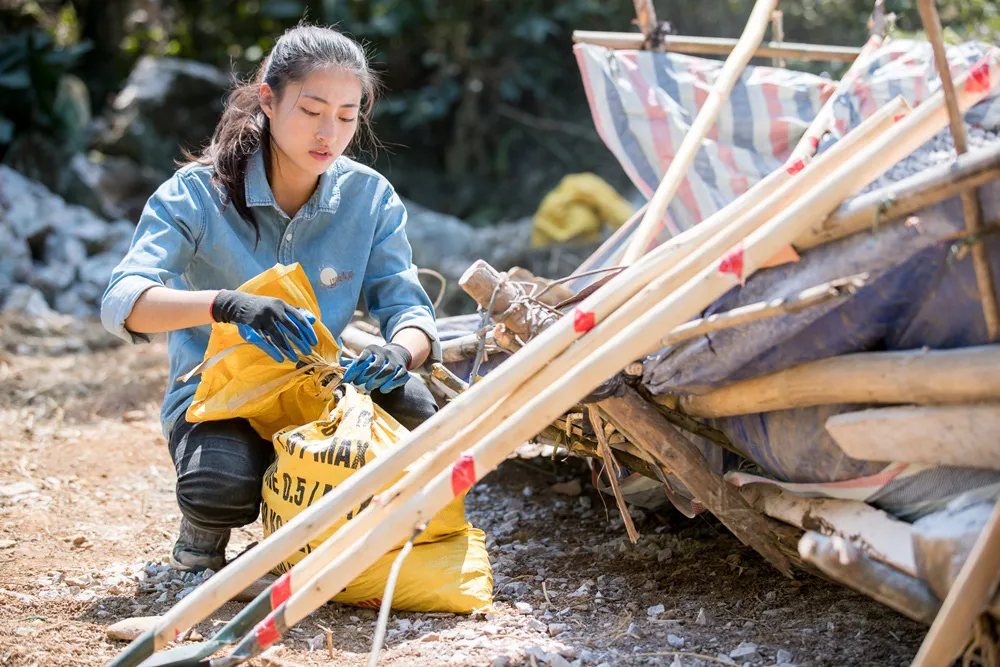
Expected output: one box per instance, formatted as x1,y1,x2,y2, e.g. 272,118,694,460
259,82,276,120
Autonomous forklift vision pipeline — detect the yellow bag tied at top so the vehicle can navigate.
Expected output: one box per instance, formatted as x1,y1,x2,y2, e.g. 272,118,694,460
531,172,634,247
185,263,493,614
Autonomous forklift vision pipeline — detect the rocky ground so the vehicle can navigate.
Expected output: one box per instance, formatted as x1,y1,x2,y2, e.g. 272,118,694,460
0,315,928,667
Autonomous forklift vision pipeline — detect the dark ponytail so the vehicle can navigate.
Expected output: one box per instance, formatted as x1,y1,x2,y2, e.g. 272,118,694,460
187,24,381,242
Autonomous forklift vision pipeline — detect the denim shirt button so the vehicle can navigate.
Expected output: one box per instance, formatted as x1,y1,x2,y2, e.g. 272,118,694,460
284,233,292,241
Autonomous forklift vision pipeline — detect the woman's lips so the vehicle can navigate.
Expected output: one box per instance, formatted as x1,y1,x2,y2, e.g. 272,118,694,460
309,150,331,161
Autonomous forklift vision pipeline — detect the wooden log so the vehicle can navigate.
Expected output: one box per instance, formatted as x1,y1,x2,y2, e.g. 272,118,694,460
602,388,795,576
341,324,383,355
826,404,1000,470
622,0,778,264
459,260,558,338
795,143,1000,250
572,31,863,62
672,345,1000,418
632,0,659,49
743,485,918,576
440,331,503,364
919,0,1000,341
798,532,941,624
770,10,785,68
911,502,1000,665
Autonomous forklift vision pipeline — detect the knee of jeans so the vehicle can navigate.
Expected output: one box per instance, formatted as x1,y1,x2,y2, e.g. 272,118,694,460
175,468,262,531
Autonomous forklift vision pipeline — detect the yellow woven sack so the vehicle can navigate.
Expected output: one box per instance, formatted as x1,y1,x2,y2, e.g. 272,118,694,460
531,172,634,247
262,385,493,613
185,263,343,441
184,263,493,613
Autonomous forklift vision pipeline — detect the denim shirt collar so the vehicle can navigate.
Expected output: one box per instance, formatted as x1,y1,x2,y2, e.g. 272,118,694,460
244,148,341,220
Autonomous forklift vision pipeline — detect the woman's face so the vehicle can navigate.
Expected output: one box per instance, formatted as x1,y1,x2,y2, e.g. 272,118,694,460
260,66,362,180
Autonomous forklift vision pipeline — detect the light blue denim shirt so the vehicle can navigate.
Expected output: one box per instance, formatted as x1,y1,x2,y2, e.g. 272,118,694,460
101,149,440,438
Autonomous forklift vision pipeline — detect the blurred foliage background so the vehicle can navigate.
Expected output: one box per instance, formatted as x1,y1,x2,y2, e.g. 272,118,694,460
1,0,997,222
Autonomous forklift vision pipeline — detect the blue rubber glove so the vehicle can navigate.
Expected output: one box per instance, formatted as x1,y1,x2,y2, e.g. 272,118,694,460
211,290,318,363
342,343,412,393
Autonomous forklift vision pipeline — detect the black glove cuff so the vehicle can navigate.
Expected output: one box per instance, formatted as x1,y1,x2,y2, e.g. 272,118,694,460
383,343,413,371
211,290,244,324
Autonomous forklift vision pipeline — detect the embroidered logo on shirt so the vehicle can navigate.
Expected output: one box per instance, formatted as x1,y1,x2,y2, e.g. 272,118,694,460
319,266,354,289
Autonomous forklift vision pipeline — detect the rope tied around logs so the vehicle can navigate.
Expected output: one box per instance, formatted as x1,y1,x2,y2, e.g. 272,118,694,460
948,223,1000,265
469,272,506,383
872,192,897,235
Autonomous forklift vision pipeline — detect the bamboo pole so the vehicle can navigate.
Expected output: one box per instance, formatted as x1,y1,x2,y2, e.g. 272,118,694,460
621,0,779,265
795,143,1000,250
209,55,1000,667
911,502,1000,665
572,31,863,62
787,33,884,164
111,99,906,667
671,345,1000,418
451,272,868,360
918,0,1000,341
659,273,868,346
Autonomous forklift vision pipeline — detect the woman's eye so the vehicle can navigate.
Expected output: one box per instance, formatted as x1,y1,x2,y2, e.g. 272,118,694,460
340,117,357,123
301,108,320,117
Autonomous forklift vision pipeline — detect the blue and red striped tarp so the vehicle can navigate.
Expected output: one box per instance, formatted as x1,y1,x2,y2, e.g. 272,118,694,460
572,38,1000,286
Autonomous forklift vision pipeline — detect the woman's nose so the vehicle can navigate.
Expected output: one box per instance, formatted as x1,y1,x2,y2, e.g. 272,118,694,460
316,119,335,142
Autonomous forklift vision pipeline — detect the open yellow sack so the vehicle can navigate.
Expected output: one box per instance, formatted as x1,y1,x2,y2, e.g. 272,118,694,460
185,263,493,613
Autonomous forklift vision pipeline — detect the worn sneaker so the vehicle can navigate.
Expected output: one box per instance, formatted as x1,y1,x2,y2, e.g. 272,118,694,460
169,518,230,573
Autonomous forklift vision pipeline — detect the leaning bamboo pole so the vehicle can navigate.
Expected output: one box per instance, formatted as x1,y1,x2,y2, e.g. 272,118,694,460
111,99,906,667
211,54,1000,667
572,31,863,62
918,0,1000,341
787,33,885,165
671,345,1000,418
621,0,779,264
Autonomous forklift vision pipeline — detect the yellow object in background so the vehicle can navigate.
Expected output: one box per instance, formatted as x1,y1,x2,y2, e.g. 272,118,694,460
531,173,634,247
185,263,493,614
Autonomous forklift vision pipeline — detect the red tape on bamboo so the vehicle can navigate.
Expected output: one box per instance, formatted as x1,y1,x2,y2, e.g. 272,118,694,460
450,455,476,496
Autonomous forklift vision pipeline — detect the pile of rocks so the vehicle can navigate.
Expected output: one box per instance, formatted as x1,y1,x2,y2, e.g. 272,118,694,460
0,166,134,320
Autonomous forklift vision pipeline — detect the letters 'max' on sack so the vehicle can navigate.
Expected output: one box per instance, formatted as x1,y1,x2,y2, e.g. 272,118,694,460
186,263,493,613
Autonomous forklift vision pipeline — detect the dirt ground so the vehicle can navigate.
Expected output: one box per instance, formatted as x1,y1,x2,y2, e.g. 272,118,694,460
0,314,928,667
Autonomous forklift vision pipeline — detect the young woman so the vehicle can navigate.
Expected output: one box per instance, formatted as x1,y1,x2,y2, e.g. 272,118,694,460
101,24,440,573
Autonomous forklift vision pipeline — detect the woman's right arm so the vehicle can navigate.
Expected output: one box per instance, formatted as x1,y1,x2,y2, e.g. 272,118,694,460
101,172,209,343
124,286,219,334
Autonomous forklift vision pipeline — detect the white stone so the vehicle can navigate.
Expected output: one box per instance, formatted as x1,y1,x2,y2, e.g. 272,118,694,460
776,649,794,664
730,642,760,660
667,634,685,648
647,604,665,616
106,616,160,642
515,602,533,614
0,481,38,498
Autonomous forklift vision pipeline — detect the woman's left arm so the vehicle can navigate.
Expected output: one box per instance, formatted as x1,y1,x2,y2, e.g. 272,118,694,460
362,186,441,369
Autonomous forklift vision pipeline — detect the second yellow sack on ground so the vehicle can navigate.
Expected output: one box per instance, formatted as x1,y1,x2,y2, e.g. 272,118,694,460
261,383,493,613
185,263,493,614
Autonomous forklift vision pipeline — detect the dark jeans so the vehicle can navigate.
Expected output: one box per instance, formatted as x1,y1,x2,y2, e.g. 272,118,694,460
168,376,439,533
